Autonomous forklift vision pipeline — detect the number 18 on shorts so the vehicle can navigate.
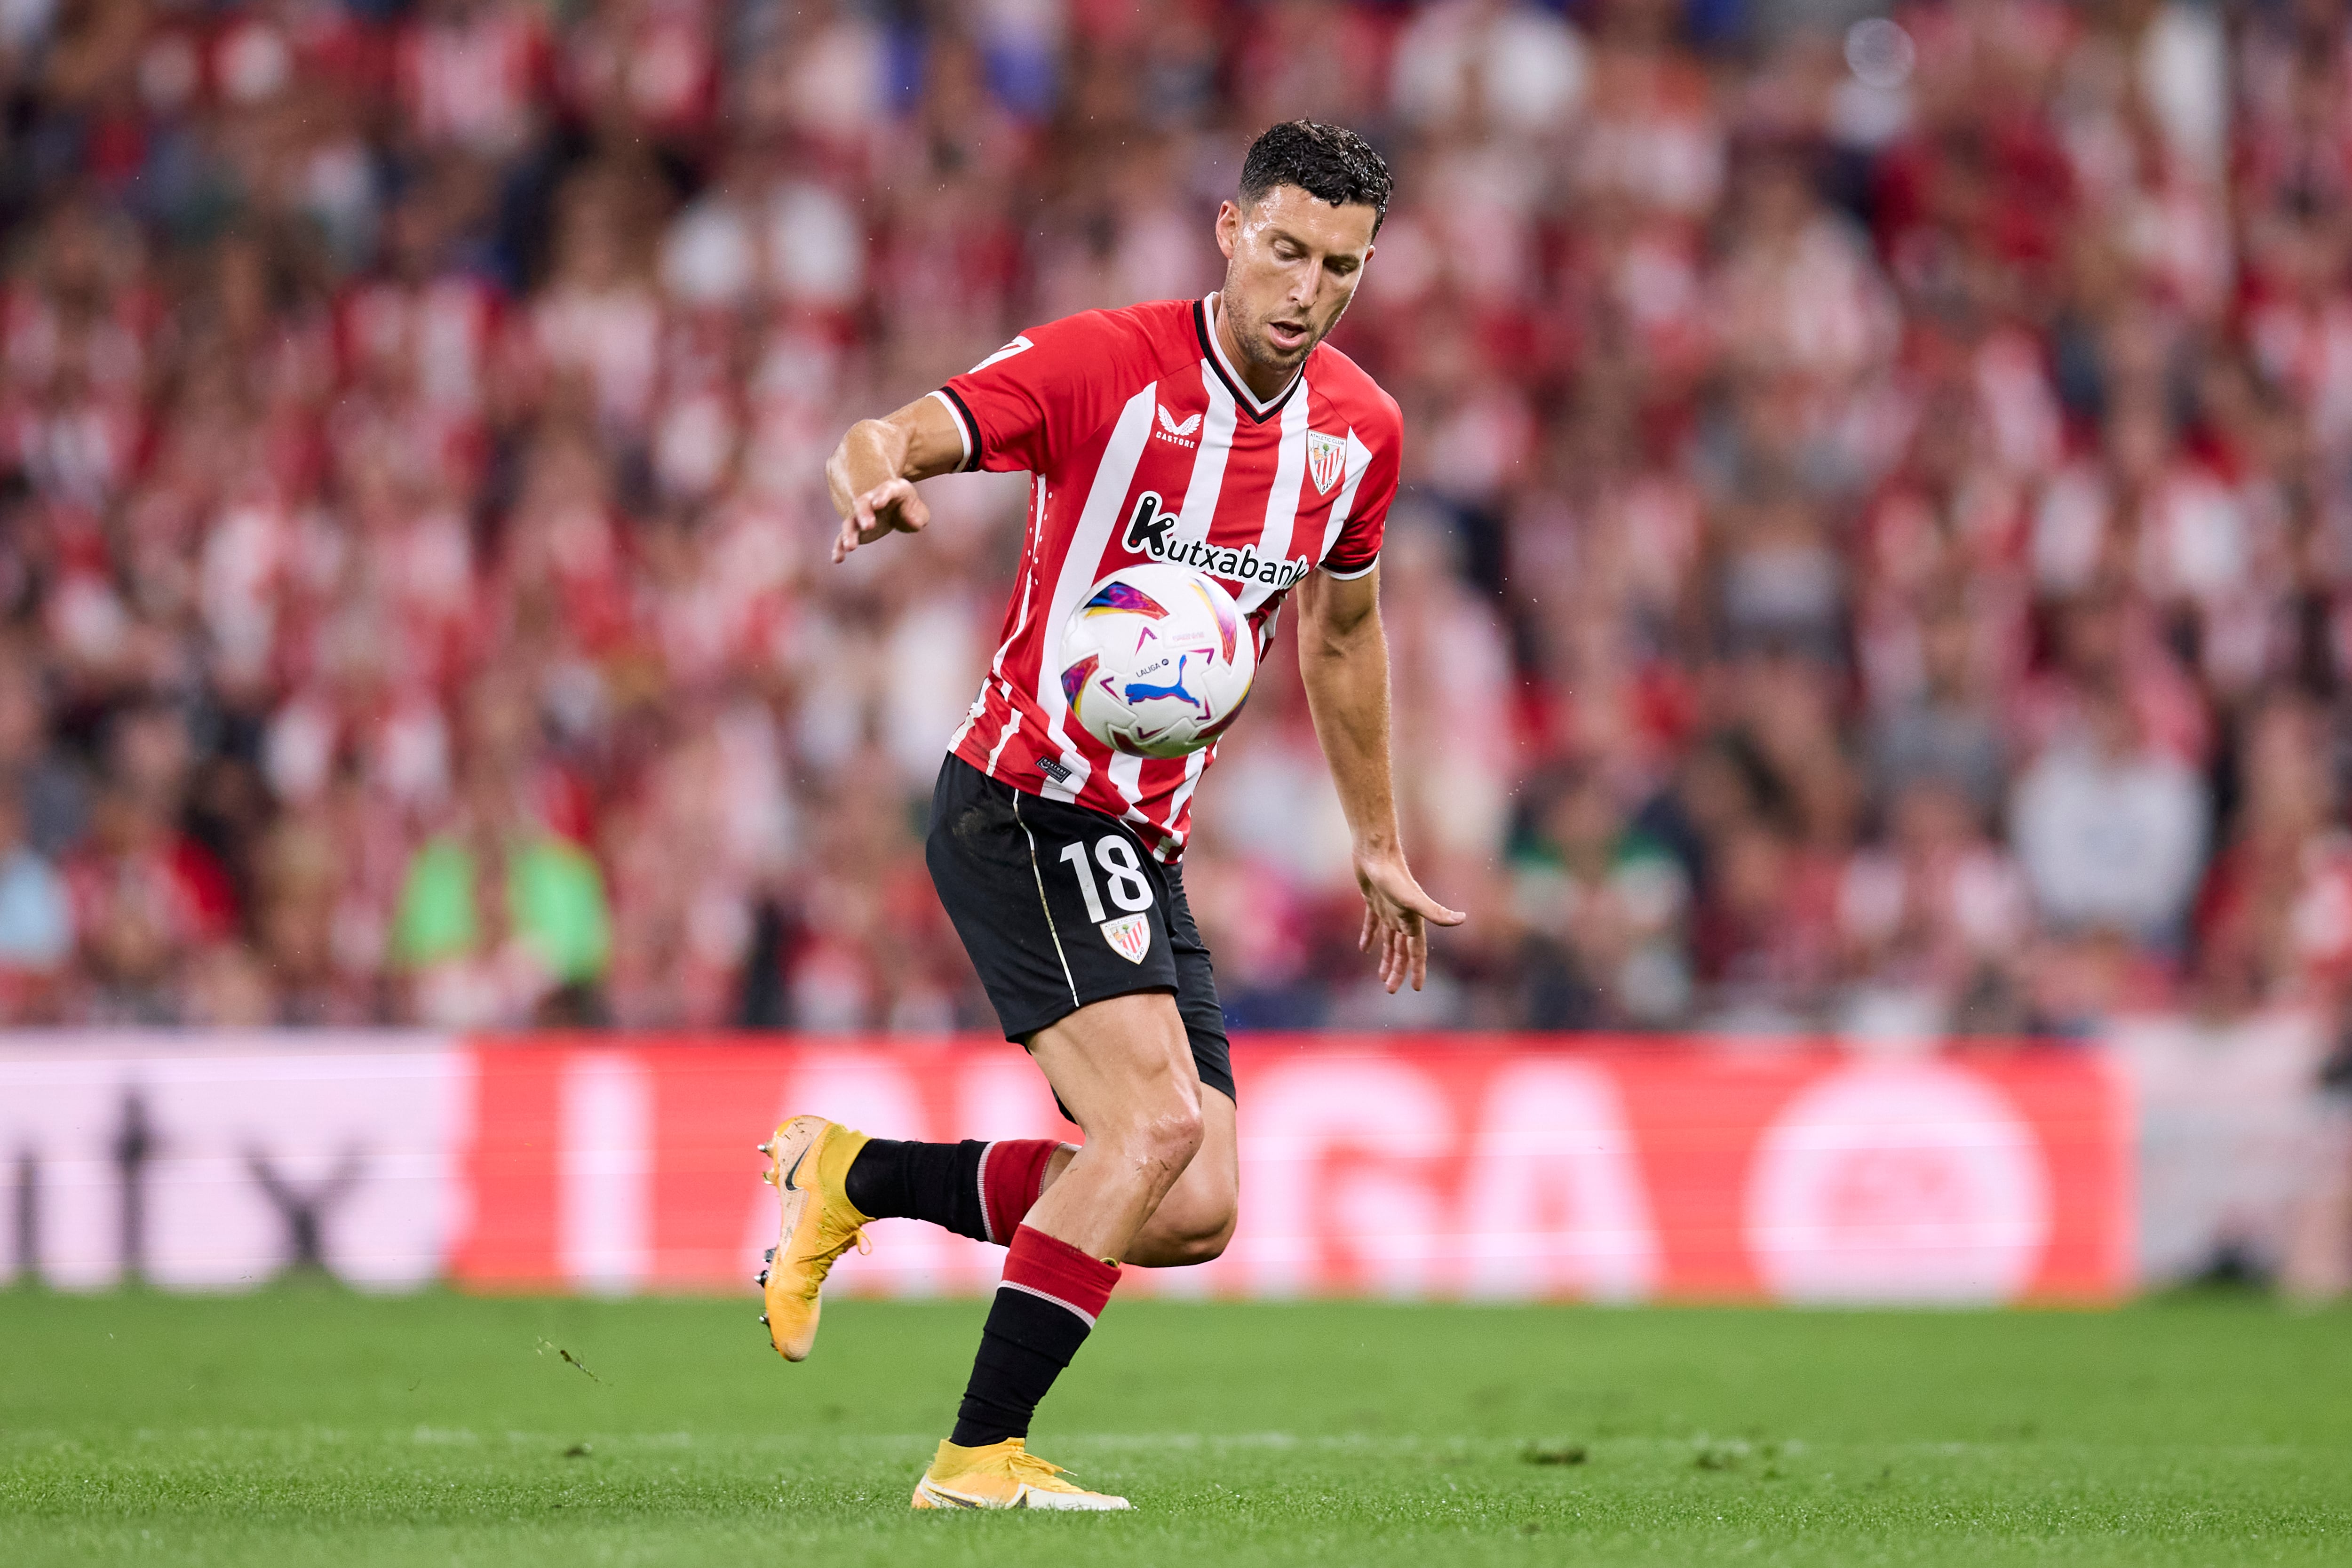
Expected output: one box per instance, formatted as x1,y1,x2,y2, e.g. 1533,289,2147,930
1057,834,1156,963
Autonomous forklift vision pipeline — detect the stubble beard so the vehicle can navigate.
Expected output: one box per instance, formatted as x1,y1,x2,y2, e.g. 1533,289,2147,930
1223,272,1342,379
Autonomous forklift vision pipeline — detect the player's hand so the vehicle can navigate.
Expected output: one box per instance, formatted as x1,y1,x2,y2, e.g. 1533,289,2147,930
1353,848,1465,995
831,476,930,564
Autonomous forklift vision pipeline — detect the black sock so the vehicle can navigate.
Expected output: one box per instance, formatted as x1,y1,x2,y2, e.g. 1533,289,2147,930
842,1138,989,1242
949,1286,1092,1446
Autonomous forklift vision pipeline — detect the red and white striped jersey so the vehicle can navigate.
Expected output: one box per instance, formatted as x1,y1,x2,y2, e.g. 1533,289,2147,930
935,293,1401,860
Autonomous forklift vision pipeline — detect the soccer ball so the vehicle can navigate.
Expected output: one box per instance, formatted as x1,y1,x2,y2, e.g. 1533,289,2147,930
1059,564,1257,759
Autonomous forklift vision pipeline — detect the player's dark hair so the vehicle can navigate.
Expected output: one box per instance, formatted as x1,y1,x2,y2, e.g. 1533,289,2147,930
1237,120,1393,238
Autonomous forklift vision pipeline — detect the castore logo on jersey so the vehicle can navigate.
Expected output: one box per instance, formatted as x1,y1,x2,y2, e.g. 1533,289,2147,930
1153,405,1201,449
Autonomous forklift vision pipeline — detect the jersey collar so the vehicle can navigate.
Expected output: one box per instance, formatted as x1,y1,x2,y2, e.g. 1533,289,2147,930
1196,293,1304,423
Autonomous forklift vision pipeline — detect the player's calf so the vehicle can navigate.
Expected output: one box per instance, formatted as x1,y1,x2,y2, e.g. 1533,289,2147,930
1125,1191,1235,1266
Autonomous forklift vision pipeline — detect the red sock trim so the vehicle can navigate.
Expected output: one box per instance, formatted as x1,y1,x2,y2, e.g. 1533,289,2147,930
978,1139,1063,1245
1001,1225,1119,1325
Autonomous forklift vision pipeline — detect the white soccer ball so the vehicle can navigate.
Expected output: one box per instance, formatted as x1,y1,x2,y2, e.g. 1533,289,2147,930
1058,564,1257,759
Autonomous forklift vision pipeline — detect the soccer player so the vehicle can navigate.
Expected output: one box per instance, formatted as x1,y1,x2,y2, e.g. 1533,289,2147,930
763,120,1462,1511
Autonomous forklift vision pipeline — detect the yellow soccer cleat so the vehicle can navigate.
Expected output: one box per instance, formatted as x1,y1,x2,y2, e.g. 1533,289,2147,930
909,1437,1130,1511
755,1115,873,1361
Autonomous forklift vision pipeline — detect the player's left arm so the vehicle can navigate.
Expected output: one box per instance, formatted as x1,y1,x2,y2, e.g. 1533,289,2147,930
1294,566,1466,994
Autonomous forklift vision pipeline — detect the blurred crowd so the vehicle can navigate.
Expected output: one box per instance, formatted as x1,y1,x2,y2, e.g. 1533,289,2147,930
7,0,2352,1042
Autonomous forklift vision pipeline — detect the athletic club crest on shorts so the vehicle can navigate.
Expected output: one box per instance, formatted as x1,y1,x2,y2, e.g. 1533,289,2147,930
1100,914,1151,964
1305,430,1347,495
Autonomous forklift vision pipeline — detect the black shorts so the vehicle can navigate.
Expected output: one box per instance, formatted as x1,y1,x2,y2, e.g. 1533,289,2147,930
925,754,1234,1103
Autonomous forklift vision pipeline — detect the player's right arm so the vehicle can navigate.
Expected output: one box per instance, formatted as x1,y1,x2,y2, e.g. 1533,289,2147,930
824,393,969,565
831,310,1175,564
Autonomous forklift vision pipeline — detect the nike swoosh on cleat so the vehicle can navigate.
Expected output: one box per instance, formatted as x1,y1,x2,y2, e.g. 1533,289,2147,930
782,1145,812,1191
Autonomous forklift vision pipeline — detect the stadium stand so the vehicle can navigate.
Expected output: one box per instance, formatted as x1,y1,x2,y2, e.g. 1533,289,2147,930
1,0,2350,1043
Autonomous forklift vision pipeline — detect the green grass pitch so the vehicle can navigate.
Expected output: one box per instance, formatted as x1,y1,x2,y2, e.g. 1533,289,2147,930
2,1286,2345,1566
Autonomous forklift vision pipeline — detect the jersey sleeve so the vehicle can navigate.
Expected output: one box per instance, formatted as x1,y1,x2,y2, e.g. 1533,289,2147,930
935,309,1160,476
1319,398,1401,581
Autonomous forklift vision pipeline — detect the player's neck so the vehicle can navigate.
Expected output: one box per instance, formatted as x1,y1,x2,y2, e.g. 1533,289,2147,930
1208,292,1301,406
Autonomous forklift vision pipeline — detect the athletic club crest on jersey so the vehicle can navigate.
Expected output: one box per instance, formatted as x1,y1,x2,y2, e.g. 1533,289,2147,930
1100,913,1151,964
1305,430,1348,495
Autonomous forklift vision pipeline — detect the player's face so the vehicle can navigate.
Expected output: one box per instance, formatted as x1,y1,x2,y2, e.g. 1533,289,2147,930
1215,185,1378,381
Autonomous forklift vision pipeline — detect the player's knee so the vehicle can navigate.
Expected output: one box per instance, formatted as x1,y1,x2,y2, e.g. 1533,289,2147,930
1138,1100,1205,1174
1112,1092,1203,1181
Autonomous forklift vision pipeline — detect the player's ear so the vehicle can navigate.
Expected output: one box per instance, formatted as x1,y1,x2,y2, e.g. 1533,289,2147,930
1214,200,1240,261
